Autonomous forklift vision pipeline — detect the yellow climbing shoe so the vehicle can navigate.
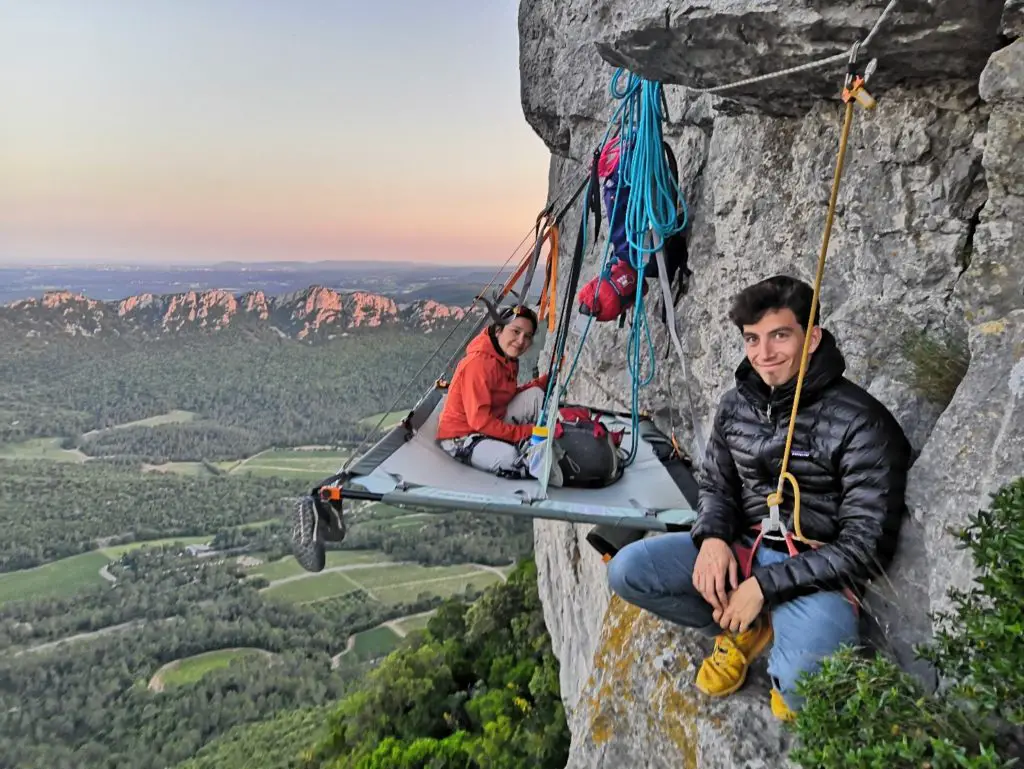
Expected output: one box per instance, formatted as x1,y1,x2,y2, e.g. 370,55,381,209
695,619,774,697
770,688,796,721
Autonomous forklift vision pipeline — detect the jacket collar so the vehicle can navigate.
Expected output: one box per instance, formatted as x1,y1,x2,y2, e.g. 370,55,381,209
734,328,846,411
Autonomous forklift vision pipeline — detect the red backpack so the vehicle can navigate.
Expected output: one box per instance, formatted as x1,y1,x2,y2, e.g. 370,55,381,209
576,258,648,323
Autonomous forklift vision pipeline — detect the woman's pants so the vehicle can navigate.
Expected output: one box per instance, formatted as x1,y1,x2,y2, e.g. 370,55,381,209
438,387,545,474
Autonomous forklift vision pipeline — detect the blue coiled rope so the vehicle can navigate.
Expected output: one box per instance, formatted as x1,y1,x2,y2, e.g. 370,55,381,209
548,68,687,466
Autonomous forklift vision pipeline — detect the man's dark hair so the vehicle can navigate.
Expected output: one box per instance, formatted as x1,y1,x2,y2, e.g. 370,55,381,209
728,275,820,331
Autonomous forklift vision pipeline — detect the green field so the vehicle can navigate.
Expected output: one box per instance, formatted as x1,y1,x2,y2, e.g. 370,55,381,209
0,438,86,463
154,647,273,688
235,518,278,531
393,612,433,635
100,535,212,559
373,573,500,605
262,571,363,603
0,413,195,464
0,534,223,605
343,563,480,590
227,448,349,480
0,551,111,605
385,515,433,530
0,436,350,484
356,504,437,533
94,410,198,432
248,550,383,583
350,626,402,661
0,534,229,605
261,560,504,606
145,448,350,480
357,410,409,430
361,503,410,520
141,461,213,477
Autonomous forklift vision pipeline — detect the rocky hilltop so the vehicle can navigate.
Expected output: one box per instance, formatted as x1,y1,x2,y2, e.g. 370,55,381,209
519,1,1023,766
0,286,467,342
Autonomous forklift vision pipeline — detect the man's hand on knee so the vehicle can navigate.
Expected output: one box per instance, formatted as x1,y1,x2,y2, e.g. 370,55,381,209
692,538,738,613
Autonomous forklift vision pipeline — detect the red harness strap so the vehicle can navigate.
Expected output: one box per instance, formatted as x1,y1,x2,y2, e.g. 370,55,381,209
732,524,860,615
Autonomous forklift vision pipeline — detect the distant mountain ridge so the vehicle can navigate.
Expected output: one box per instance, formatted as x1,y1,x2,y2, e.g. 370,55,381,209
0,286,470,342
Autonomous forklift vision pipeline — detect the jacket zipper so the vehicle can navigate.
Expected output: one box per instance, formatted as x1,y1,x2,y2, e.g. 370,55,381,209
766,387,775,422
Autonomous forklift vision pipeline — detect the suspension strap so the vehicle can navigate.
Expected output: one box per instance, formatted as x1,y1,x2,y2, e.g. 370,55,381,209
654,246,706,461
541,148,603,418
763,46,877,545
537,223,560,333
519,211,555,304
492,247,536,305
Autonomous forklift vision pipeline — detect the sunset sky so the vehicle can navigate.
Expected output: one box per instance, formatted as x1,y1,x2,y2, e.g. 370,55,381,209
0,1,553,266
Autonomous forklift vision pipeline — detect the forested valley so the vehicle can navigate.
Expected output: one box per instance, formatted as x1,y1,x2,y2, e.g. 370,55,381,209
0,317,558,769
0,328,466,451
181,561,569,769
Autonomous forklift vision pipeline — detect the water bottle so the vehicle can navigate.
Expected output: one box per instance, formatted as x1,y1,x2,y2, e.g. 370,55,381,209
528,424,549,479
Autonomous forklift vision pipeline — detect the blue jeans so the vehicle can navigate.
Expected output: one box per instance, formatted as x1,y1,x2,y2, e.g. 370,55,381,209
607,532,859,711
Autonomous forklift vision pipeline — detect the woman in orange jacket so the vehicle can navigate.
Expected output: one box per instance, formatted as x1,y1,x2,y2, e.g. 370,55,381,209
436,304,549,476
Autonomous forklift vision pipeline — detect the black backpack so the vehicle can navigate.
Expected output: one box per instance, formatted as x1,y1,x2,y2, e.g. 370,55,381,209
554,411,625,488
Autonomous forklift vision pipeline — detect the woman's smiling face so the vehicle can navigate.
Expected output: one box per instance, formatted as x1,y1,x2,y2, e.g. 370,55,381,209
496,316,535,359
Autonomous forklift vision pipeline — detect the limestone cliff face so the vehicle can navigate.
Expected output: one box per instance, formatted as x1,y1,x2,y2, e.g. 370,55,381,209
519,1,1023,766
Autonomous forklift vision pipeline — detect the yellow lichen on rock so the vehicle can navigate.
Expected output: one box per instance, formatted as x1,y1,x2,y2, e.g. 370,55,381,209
584,595,703,768
586,596,641,745
979,319,1008,335
652,670,700,769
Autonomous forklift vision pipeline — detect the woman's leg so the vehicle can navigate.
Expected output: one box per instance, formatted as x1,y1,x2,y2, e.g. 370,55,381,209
438,386,544,476
465,439,522,474
504,386,545,425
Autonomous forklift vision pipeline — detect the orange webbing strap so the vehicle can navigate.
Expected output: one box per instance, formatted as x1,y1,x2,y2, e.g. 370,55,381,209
537,221,559,332
498,248,535,301
496,212,559,306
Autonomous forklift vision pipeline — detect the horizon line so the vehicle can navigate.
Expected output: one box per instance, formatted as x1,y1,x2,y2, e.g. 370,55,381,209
0,258,520,270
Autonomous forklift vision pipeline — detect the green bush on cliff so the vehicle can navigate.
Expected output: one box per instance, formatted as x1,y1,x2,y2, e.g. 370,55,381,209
919,477,1024,727
789,477,1024,769
302,558,570,769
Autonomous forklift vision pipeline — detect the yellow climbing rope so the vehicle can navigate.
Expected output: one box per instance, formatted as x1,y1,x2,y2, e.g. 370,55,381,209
765,54,878,545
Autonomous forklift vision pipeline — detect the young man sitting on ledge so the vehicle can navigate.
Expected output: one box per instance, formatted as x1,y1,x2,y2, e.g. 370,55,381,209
607,274,912,720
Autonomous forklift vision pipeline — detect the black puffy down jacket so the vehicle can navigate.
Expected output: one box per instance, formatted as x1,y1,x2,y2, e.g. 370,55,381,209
689,329,912,607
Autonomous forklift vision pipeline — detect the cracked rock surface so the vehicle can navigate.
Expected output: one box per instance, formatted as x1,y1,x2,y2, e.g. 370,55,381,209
520,0,1023,765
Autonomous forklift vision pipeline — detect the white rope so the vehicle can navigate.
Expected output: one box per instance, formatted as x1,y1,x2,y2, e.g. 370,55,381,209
683,0,900,95
654,247,706,461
